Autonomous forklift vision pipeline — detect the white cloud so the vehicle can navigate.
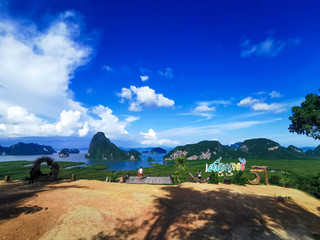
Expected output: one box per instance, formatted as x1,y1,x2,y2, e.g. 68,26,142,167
78,121,89,137
194,105,216,113
158,67,173,79
1,106,83,137
141,129,157,139
119,86,175,111
0,12,137,139
140,75,149,81
241,37,300,58
159,119,281,138
186,99,231,120
88,105,132,137
270,91,283,98
237,97,260,107
140,129,179,146
119,87,132,100
103,65,113,72
0,11,90,118
251,103,286,113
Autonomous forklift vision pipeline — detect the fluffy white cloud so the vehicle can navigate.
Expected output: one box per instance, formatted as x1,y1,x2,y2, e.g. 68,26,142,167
158,67,173,79
0,106,83,137
251,103,286,113
119,87,132,100
140,75,149,81
88,105,138,137
0,12,137,139
241,37,300,58
237,97,260,107
270,91,283,98
119,86,175,111
237,95,286,113
140,129,179,146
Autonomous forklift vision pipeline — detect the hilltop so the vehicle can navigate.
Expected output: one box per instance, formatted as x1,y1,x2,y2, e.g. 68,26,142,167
0,180,319,240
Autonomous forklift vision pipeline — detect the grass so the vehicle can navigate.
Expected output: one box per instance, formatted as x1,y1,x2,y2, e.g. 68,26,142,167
1,158,319,183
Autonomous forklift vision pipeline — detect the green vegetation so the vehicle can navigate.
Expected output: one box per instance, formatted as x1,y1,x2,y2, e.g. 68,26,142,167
150,147,166,154
289,89,320,140
86,132,129,160
164,138,320,160
1,158,320,199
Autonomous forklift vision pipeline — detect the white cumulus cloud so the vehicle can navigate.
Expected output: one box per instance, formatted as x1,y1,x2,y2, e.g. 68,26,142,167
140,129,179,146
140,75,149,81
0,11,138,139
119,86,175,111
251,103,286,113
237,97,260,107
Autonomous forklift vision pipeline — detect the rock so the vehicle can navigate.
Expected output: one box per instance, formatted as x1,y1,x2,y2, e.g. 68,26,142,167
86,132,129,160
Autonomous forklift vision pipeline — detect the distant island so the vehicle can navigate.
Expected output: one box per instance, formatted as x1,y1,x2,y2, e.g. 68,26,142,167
59,148,80,158
0,142,56,156
86,132,141,161
150,147,166,154
164,138,320,160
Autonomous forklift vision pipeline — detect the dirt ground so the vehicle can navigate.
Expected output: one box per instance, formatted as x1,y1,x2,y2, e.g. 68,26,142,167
0,180,320,240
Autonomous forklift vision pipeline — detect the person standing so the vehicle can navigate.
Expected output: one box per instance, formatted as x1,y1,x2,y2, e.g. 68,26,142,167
197,170,202,180
29,167,35,184
138,167,143,180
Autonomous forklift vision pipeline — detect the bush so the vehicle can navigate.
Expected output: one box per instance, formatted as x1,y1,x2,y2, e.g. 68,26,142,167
279,172,293,187
207,172,219,184
232,171,246,185
269,174,281,186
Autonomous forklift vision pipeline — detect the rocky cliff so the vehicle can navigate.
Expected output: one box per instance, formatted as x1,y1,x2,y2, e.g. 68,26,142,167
86,132,141,160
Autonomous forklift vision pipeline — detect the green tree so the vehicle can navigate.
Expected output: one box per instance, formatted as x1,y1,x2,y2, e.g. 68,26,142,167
174,157,188,183
289,90,320,140
175,157,188,171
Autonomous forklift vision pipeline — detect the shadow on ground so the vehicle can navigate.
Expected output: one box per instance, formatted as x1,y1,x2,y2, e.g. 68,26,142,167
92,185,320,240
0,180,88,222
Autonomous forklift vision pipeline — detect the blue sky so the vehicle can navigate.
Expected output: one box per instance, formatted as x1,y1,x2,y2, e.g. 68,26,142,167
0,0,319,148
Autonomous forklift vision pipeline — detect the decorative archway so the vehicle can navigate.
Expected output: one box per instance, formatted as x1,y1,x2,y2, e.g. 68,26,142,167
248,166,269,185
33,156,59,181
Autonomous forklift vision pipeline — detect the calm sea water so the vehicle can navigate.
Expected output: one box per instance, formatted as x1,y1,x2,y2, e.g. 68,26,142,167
0,151,167,171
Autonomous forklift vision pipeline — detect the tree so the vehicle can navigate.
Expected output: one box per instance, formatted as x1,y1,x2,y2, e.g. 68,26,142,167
289,90,320,140
175,157,188,171
174,157,188,183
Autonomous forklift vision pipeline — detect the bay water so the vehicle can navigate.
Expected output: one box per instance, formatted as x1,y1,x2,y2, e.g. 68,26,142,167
0,151,167,171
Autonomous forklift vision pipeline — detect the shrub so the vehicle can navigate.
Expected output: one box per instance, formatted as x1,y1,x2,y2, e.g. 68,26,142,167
232,171,246,185
269,174,281,186
207,172,219,184
279,172,293,187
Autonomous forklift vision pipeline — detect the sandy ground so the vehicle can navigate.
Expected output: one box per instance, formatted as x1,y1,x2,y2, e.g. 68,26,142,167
0,180,320,240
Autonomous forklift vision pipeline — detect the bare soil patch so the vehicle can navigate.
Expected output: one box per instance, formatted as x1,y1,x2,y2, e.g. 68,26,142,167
0,180,319,240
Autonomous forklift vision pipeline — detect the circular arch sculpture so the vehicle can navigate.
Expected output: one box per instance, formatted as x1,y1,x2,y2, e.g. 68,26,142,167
33,156,59,181
247,166,269,185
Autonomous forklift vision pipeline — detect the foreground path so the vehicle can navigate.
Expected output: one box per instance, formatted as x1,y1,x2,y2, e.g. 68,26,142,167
0,180,320,240
126,176,173,184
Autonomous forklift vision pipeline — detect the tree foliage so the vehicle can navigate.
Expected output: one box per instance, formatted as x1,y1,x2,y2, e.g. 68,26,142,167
289,90,320,140
175,157,188,172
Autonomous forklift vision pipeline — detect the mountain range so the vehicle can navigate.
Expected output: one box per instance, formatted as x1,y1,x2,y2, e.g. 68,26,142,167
0,142,56,155
164,138,320,161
